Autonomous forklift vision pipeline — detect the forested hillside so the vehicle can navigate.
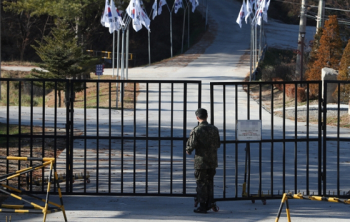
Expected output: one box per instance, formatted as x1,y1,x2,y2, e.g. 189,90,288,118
1,0,205,66
1,0,349,66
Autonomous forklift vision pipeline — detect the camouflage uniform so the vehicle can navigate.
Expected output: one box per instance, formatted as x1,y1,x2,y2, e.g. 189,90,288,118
186,121,220,206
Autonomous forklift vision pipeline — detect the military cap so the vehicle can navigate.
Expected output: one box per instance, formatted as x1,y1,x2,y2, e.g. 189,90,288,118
195,108,208,119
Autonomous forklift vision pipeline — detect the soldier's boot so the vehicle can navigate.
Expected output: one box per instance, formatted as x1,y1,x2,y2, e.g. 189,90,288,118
194,203,207,213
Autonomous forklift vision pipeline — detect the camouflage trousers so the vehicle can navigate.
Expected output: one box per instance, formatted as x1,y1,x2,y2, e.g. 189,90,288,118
194,169,216,204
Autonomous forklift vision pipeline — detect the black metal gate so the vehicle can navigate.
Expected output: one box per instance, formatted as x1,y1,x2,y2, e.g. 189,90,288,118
210,80,350,201
1,78,350,200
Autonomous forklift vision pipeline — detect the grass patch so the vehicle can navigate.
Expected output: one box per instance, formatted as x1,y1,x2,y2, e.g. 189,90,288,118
1,71,139,109
1,61,40,66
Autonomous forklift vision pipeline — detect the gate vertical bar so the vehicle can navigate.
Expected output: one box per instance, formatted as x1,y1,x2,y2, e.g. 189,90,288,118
336,82,340,196
84,82,87,194
6,81,9,184
183,83,187,194
321,81,325,195
18,80,22,189
318,81,327,195
170,83,174,194
29,80,34,191
283,83,286,193
235,85,238,198
247,84,251,196
121,82,125,193
65,80,70,193
134,82,137,194
258,84,262,197
54,81,58,193
109,82,112,193
223,85,226,198
294,83,298,194
270,84,274,196
158,83,161,194
146,83,149,193
198,82,201,109
306,83,310,195
41,81,46,192
96,81,100,194
69,80,74,193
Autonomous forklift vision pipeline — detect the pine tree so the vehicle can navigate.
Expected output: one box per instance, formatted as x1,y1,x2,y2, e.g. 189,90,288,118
307,28,323,66
338,40,350,81
335,40,350,104
305,15,343,96
31,20,98,107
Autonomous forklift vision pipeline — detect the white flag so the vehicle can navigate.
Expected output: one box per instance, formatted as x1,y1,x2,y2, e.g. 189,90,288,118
256,8,264,25
174,0,183,14
152,0,158,20
158,0,167,15
126,0,151,32
140,7,151,31
116,7,125,28
101,0,110,27
251,0,257,10
190,0,199,13
109,0,119,33
126,0,142,32
246,0,252,23
263,0,270,22
236,2,248,28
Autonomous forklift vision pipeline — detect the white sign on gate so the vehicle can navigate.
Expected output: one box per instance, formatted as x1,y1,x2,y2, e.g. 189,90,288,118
236,120,262,141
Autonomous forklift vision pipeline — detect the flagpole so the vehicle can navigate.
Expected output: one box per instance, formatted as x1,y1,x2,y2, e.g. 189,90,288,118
250,17,253,82
126,22,129,81
167,4,174,57
148,9,153,65
187,0,190,49
259,22,262,61
181,5,186,53
117,29,120,78
148,30,151,65
121,28,125,102
205,0,208,30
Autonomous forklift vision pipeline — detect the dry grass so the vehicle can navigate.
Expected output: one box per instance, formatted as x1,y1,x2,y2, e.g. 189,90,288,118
1,61,38,67
45,74,140,109
0,71,140,110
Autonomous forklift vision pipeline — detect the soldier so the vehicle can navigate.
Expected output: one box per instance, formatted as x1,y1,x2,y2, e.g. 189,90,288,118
186,108,220,213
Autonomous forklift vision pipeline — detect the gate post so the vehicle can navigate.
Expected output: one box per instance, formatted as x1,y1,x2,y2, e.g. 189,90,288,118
318,81,327,195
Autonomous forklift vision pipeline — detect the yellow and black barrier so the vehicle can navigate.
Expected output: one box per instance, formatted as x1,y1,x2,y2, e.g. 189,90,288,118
0,156,67,222
86,50,133,60
242,182,270,205
275,193,350,222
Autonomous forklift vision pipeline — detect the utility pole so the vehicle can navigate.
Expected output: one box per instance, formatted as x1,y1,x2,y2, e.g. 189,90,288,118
316,0,325,33
296,0,307,80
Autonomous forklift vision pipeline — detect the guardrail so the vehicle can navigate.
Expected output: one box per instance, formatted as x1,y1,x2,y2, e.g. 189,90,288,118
0,156,67,222
275,193,350,222
86,50,133,60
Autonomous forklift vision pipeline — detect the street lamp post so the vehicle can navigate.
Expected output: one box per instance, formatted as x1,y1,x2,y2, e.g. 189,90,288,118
300,32,306,83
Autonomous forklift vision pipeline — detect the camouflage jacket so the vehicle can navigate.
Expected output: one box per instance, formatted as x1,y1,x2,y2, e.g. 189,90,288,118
186,121,220,169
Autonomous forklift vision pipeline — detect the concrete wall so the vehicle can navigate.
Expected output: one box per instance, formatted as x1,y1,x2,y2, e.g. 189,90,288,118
322,67,338,103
